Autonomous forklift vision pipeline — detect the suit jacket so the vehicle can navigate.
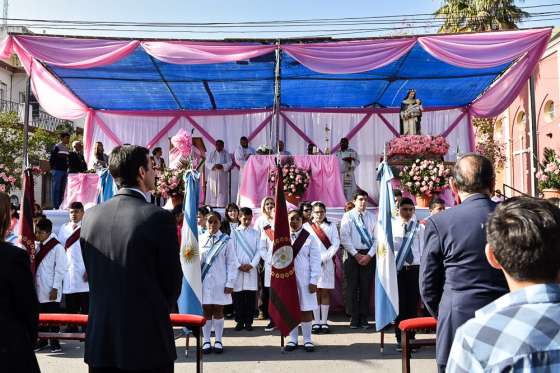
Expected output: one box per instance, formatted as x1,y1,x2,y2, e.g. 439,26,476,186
80,189,183,370
0,242,40,373
419,194,508,366
68,151,88,173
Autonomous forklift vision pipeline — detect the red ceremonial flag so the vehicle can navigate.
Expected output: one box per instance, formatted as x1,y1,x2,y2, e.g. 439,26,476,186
268,165,301,336
18,169,36,273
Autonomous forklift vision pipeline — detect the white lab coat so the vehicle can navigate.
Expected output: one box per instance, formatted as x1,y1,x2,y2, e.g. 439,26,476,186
35,234,68,303
304,221,340,289
391,217,425,266
340,208,377,257
200,231,239,305
58,222,89,294
231,226,261,292
253,215,273,232
206,149,233,207
260,228,321,311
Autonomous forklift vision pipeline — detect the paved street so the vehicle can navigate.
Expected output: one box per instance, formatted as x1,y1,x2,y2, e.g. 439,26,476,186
37,317,437,373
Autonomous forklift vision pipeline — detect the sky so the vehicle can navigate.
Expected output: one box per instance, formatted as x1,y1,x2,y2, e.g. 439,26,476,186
6,0,559,40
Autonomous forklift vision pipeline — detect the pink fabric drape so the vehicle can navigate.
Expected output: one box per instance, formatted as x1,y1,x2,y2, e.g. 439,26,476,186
61,173,100,210
239,155,347,208
83,110,95,164
282,38,416,74
141,41,275,64
13,35,140,68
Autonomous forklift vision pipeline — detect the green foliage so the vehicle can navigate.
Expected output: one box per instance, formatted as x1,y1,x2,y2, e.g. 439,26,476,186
536,147,560,190
0,111,61,188
434,0,528,33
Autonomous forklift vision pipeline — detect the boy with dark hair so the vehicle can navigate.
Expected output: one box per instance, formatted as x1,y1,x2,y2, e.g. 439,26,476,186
231,207,261,331
59,201,89,322
428,198,446,216
447,197,560,372
34,218,68,353
392,197,425,350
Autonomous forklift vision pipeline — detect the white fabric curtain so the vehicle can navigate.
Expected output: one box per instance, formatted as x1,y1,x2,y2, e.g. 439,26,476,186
88,108,469,204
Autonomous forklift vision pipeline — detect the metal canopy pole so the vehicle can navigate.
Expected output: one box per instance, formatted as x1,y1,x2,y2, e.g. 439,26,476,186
528,74,539,197
273,40,281,152
22,77,31,170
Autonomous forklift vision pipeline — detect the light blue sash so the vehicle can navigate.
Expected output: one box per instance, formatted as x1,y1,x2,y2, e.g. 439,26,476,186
201,234,230,282
232,229,257,261
351,213,373,249
395,220,420,271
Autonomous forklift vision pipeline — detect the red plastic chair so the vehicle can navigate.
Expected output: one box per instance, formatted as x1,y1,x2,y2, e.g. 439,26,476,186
398,317,437,373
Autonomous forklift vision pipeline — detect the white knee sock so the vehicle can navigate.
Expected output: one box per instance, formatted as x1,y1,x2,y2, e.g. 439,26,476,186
289,326,299,344
214,318,225,342
202,318,212,343
320,304,330,325
301,321,313,344
313,308,321,324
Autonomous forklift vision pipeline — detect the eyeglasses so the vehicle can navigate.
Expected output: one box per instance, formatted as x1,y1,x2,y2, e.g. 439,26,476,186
303,209,312,212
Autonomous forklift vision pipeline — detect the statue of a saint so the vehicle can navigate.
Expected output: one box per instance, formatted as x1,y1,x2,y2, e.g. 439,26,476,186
399,89,423,135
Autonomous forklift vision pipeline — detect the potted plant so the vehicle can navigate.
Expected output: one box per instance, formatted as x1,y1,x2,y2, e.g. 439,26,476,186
536,148,560,199
399,158,451,207
269,158,310,205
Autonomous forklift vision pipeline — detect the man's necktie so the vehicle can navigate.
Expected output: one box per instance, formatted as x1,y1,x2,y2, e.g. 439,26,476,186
291,233,297,243
404,222,414,265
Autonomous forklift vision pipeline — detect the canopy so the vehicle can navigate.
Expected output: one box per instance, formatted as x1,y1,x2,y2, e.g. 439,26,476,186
0,28,551,203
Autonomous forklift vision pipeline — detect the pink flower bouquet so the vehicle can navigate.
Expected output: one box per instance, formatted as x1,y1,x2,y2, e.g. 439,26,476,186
0,164,18,194
268,159,310,197
536,148,560,190
399,158,451,196
388,135,449,158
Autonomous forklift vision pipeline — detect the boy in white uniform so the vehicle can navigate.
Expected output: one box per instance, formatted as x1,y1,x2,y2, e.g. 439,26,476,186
34,218,68,353
285,210,321,352
200,212,238,354
59,202,89,324
231,207,261,331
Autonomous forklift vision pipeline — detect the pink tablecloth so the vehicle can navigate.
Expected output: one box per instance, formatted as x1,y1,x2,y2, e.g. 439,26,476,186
239,155,347,208
61,173,100,210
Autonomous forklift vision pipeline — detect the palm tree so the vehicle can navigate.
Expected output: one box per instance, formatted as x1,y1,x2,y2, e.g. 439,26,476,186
434,0,529,33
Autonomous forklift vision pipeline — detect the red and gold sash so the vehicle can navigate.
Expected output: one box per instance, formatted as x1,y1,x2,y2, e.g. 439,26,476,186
263,225,274,241
310,223,332,249
292,229,310,258
35,238,60,271
64,227,81,250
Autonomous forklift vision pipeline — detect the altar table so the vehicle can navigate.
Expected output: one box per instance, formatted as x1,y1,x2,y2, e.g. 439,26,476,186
238,155,347,208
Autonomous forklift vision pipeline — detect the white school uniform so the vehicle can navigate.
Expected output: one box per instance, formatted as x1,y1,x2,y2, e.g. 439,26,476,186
260,230,274,288
231,225,261,292
200,231,239,305
340,208,377,257
58,221,89,294
391,217,425,266
35,234,68,303
290,228,321,311
304,221,340,289
253,215,273,232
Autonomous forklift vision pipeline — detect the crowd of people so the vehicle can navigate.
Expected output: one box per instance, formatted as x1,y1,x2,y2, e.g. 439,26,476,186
3,144,560,373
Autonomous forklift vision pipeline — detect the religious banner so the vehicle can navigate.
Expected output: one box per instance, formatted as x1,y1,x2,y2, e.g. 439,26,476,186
269,165,302,336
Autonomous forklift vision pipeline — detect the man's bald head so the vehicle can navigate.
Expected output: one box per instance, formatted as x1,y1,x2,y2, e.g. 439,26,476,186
453,153,494,194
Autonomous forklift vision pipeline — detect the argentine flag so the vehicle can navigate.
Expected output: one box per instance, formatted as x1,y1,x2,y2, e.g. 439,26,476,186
178,170,203,316
374,160,399,331
96,168,117,204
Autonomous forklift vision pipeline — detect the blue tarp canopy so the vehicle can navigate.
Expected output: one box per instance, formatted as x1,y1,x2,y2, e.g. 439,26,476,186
48,43,510,111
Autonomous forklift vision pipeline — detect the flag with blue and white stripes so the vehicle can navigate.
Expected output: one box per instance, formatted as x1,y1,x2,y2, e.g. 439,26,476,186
96,168,117,204
178,170,203,316
374,160,399,331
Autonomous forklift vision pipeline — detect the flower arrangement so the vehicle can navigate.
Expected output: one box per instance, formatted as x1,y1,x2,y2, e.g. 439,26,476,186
0,163,18,193
268,159,310,197
399,158,451,196
388,135,449,158
256,144,273,155
156,167,185,199
536,147,560,190
155,130,197,198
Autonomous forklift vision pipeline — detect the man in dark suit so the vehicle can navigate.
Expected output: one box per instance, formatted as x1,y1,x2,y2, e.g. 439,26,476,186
420,154,508,373
80,145,183,373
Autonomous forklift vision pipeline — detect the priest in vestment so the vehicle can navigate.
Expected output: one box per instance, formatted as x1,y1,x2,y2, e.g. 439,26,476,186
234,136,255,204
335,138,360,201
206,139,233,207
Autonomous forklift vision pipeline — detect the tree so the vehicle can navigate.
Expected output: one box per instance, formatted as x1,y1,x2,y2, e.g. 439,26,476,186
434,0,528,33
472,117,506,167
0,111,61,188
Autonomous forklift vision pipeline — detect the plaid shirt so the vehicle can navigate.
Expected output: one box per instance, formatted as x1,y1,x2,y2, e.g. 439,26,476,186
447,284,560,373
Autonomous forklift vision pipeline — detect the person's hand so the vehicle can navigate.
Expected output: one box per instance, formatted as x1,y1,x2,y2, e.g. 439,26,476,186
354,253,363,263
215,164,224,170
224,287,233,294
49,288,58,301
83,272,88,282
308,284,317,293
360,255,373,266
343,157,353,162
244,264,253,272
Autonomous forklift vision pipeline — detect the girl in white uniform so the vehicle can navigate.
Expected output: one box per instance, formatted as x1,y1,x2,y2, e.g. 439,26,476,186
200,212,239,354
305,201,340,334
254,196,275,330
285,210,321,352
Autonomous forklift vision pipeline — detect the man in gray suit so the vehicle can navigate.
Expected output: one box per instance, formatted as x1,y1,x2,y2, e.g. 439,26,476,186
81,145,183,373
420,154,508,373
